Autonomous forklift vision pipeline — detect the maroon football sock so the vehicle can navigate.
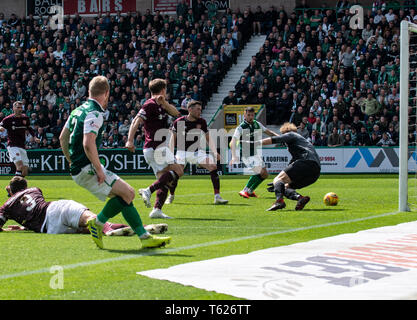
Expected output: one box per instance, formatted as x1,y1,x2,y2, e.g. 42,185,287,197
110,223,128,229
154,187,169,210
149,171,178,193
101,222,128,234
102,222,113,234
169,178,178,195
210,170,220,195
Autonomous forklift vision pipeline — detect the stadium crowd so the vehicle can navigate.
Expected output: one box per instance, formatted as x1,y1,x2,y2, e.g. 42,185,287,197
0,1,251,149
0,0,413,150
221,0,414,147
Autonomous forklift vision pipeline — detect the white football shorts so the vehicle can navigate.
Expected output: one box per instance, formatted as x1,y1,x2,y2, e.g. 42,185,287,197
41,200,87,234
143,146,176,176
242,154,265,174
7,146,29,166
72,163,120,201
175,150,215,165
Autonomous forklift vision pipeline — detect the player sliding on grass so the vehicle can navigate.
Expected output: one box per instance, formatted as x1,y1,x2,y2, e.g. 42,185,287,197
0,176,168,236
59,75,171,249
259,122,321,211
126,78,184,219
168,100,228,205
229,106,279,198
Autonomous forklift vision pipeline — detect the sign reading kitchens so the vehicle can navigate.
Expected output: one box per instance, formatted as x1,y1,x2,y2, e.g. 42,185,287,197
0,149,153,175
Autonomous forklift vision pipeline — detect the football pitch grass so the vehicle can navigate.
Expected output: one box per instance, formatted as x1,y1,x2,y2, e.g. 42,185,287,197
1,174,417,300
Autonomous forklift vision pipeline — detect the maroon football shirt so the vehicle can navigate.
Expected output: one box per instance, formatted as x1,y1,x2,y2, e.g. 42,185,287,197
0,188,50,233
138,98,170,149
0,114,35,148
171,116,208,151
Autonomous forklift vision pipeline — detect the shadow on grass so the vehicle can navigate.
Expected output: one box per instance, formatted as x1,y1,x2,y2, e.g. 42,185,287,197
283,208,347,212
104,248,193,256
171,202,251,206
173,217,236,221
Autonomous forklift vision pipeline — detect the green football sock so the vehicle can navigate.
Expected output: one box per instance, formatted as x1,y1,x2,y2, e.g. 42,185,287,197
250,174,265,192
97,196,126,224
245,174,264,192
121,203,147,237
245,175,257,190
97,196,147,237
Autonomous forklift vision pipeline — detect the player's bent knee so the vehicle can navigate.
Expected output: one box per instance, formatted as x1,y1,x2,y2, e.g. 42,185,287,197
111,179,135,204
173,164,184,177
127,185,135,202
121,185,135,204
273,176,281,184
274,172,289,184
15,161,23,170
204,164,217,172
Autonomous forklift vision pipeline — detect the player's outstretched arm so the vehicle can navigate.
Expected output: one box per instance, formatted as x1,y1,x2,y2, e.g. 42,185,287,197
126,115,144,152
59,127,71,166
261,135,286,145
265,128,280,137
261,137,274,145
244,136,282,146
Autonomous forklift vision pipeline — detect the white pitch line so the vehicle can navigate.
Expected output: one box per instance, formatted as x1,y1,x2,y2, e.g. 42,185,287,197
0,210,403,281
66,190,240,205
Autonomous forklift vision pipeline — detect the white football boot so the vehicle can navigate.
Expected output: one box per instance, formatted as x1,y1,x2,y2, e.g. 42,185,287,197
149,208,173,219
214,194,229,205
138,188,152,208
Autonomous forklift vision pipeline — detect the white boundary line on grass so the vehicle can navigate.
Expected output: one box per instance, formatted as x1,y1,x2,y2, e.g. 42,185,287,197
76,190,239,205
0,210,404,281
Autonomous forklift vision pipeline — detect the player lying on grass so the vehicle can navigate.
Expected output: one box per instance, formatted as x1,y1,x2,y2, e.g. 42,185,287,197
255,122,321,211
0,176,168,236
167,100,228,205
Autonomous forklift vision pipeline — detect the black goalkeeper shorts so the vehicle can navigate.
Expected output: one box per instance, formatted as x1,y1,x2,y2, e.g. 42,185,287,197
284,159,321,189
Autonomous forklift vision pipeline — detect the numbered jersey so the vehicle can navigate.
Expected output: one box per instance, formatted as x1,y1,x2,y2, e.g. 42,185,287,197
65,99,104,175
0,188,50,233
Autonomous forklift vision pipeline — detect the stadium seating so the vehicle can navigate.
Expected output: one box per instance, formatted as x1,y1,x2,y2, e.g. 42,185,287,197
0,1,406,149
0,4,251,149
221,2,405,147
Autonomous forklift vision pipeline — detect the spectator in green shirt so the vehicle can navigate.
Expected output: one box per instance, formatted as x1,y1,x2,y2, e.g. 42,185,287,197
310,10,322,28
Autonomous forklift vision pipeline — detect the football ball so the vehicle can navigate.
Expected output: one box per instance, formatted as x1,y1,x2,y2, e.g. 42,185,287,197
323,192,339,206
